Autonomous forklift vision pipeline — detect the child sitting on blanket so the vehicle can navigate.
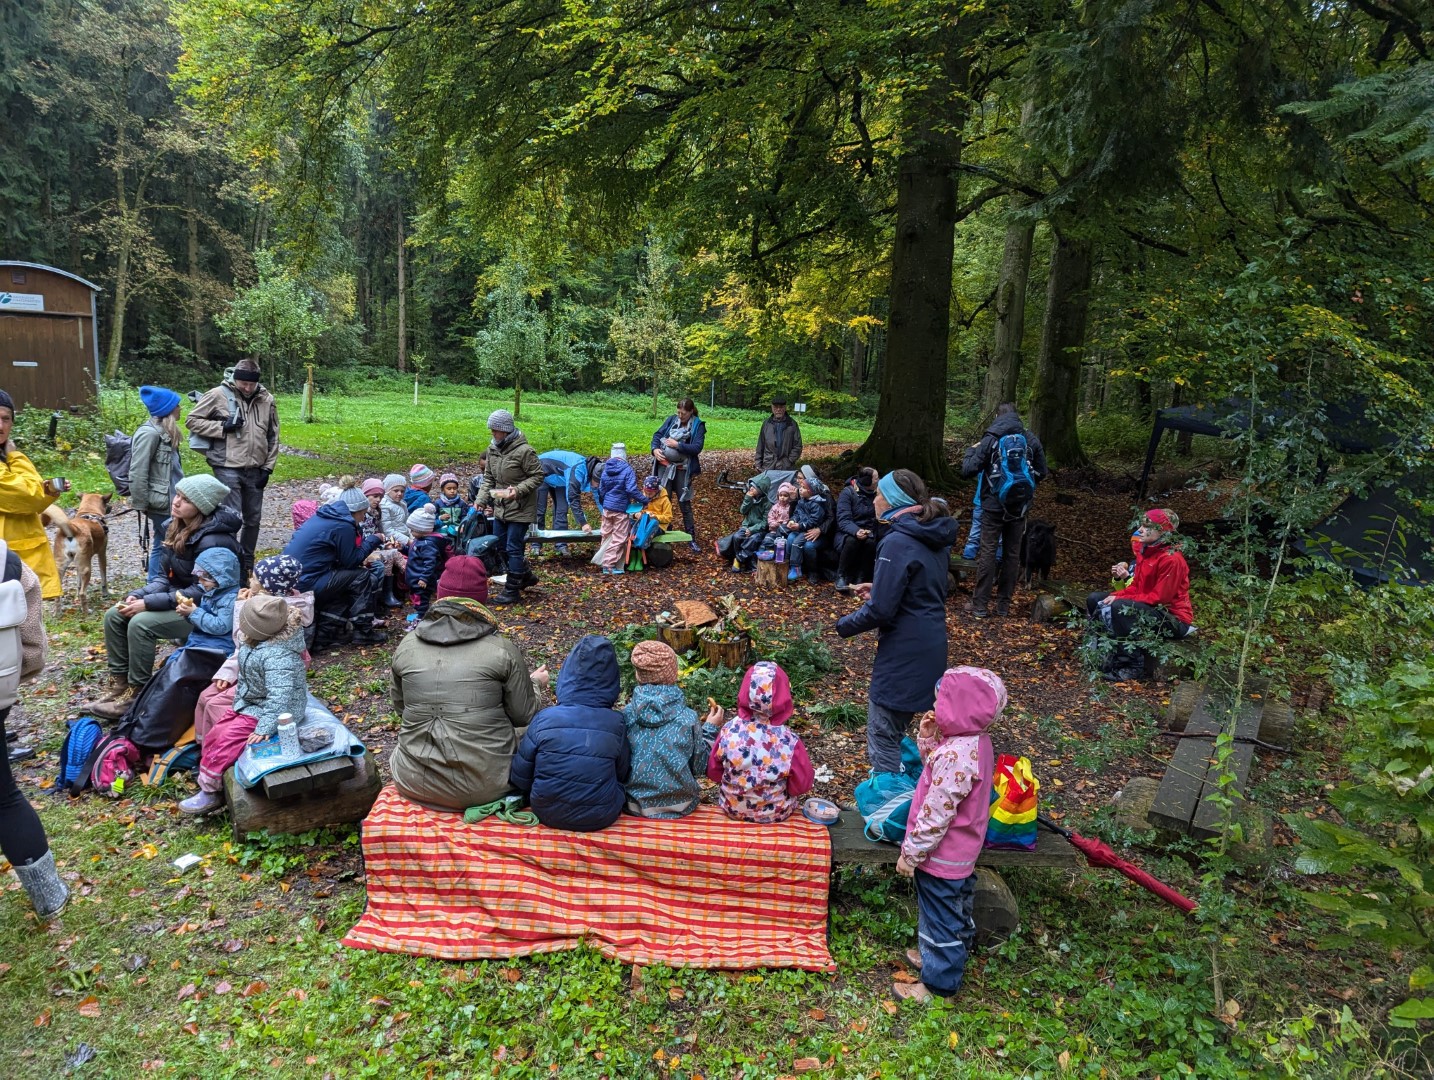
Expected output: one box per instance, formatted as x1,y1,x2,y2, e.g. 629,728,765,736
623,641,721,818
180,594,309,816
893,665,1004,1003
195,554,314,745
706,660,814,823
404,504,451,618
509,635,630,831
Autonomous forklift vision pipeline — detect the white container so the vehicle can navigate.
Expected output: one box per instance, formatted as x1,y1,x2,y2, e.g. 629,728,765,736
277,714,300,758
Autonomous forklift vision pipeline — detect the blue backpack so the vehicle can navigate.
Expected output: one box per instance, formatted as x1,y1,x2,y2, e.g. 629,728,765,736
991,432,1036,516
56,716,105,795
853,738,926,843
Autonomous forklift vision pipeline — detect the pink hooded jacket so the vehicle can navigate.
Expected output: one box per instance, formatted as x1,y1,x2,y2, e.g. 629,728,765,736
900,666,1005,879
706,661,815,823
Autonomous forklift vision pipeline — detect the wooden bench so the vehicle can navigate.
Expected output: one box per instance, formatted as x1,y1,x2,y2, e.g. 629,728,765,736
1148,687,1263,840
827,812,1081,943
224,750,382,842
529,528,693,546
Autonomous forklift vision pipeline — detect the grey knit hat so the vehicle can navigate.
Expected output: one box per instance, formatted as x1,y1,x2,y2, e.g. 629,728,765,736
407,504,437,533
240,594,289,643
487,409,516,433
175,474,231,516
383,473,407,492
339,487,369,513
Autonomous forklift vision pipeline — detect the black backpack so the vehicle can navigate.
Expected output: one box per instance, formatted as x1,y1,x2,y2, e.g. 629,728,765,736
104,431,132,496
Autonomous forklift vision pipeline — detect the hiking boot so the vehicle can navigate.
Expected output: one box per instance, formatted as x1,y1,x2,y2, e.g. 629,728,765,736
352,626,390,646
84,673,127,710
834,576,850,593
491,587,526,605
179,790,225,816
14,850,68,919
89,684,139,721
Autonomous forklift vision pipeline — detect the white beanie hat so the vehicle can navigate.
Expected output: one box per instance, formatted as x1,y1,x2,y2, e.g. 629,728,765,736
383,473,407,492
610,442,627,459
407,504,437,533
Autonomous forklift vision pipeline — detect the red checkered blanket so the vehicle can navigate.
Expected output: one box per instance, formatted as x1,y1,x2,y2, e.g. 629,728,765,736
343,786,835,971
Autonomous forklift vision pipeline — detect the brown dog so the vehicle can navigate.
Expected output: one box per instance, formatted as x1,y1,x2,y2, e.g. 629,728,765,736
43,494,111,612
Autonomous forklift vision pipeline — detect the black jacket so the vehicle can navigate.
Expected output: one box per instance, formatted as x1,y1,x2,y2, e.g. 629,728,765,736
835,481,877,550
130,506,243,610
509,636,630,832
960,413,1049,514
835,512,958,713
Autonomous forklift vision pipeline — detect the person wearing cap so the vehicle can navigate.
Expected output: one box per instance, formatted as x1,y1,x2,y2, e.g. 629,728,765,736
755,394,802,472
435,554,489,604
623,641,722,819
404,463,437,513
471,409,544,605
88,474,243,719
595,443,649,575
650,397,706,552
390,595,543,813
533,450,601,555
358,478,405,609
129,385,186,579
282,484,387,648
403,503,451,618
0,388,62,599
184,357,280,582
180,592,308,816
1086,509,1194,682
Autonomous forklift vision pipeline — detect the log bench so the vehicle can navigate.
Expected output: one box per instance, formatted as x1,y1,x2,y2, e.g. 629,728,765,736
827,813,1081,943
224,750,382,843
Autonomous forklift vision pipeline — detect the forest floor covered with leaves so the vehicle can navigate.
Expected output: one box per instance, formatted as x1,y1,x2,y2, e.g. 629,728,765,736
0,446,1421,1077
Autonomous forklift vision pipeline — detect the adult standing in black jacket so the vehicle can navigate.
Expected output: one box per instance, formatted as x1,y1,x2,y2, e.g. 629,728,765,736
754,395,802,471
960,403,1048,618
834,467,879,592
835,470,958,776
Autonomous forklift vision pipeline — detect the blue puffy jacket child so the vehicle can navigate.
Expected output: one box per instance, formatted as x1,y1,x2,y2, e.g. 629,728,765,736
509,635,631,830
595,444,648,575
176,547,241,653
403,504,451,618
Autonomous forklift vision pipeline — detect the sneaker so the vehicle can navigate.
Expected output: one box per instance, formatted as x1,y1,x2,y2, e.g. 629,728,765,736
970,608,990,620
688,541,702,554
555,544,570,556
179,790,225,816
787,566,801,582
834,577,850,593
995,604,1010,617
610,567,625,575
7,743,36,763
892,980,933,1003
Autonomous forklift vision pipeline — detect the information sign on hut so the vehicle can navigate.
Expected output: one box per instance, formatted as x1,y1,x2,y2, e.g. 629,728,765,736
0,260,101,410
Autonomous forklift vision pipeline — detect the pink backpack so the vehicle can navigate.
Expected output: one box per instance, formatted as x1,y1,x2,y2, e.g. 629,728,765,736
291,500,318,530
91,736,140,796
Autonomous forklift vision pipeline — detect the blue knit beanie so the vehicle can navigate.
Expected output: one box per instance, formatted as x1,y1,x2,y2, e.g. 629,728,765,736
139,385,181,418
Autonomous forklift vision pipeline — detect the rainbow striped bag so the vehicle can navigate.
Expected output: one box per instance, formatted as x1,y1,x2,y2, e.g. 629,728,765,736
984,753,1039,850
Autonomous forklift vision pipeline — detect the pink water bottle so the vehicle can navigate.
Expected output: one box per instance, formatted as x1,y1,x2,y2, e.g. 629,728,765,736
775,537,786,563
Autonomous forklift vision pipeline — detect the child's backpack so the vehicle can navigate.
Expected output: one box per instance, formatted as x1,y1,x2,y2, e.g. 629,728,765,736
853,738,926,843
104,431,133,496
0,571,27,712
465,533,506,576
631,512,663,551
456,508,492,555
291,499,318,530
145,740,201,786
989,432,1036,516
56,717,107,795
91,736,141,796
984,754,1039,850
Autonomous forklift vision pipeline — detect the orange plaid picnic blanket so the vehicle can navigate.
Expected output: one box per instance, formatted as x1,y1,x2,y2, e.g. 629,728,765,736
342,786,835,971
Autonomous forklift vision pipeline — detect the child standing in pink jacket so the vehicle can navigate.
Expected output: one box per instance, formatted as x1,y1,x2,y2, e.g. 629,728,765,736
894,665,1004,1001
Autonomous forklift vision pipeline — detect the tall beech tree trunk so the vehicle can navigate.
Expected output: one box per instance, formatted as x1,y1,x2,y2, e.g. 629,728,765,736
187,177,206,362
1029,230,1093,468
980,103,1037,425
856,52,969,483
396,202,407,373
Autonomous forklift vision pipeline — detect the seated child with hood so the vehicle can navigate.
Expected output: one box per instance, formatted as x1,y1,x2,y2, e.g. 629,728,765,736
706,660,814,823
782,468,830,583
404,504,451,618
892,665,1004,1003
174,547,241,654
433,472,470,538
195,554,314,743
623,641,722,818
715,473,772,572
509,635,630,831
180,593,309,816
640,474,674,531
757,483,799,562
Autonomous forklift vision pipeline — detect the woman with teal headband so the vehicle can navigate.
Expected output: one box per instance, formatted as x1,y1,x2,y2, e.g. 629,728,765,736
835,469,958,776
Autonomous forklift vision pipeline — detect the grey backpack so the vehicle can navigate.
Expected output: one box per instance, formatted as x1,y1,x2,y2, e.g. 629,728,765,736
187,384,241,452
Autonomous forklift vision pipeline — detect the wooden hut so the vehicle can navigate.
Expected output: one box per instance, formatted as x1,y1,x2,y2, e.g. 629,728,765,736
0,261,101,410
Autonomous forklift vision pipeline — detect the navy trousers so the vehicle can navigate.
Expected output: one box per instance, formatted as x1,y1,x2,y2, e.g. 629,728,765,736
914,869,977,996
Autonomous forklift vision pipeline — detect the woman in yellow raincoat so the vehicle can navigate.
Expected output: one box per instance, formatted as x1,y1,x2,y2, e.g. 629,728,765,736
0,391,61,599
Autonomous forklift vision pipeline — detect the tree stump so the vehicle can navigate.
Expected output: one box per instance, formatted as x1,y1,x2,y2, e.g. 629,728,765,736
1257,700,1294,747
1164,682,1203,731
754,559,788,588
657,626,698,654
1029,593,1073,624
1227,806,1276,874
699,634,751,670
224,750,382,842
1112,776,1161,833
972,868,1019,945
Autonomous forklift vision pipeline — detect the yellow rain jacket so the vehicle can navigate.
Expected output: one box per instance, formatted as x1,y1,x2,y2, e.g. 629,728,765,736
0,448,61,599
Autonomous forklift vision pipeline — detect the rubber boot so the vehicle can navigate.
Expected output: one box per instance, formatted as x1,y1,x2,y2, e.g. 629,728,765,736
14,850,68,919
382,576,405,609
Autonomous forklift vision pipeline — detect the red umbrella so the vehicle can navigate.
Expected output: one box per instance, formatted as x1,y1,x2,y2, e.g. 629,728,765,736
1038,815,1197,914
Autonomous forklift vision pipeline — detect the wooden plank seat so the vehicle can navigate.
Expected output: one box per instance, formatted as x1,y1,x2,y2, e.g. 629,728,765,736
1148,689,1261,839
224,750,381,842
529,528,692,546
827,813,1081,869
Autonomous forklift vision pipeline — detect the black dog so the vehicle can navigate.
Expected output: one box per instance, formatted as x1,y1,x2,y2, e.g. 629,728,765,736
1020,519,1057,586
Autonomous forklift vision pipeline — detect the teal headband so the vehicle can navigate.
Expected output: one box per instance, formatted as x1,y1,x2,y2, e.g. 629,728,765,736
877,472,916,518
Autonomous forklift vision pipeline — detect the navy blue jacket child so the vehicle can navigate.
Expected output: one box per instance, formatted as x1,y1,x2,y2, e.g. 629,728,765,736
596,456,648,514
509,635,631,831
